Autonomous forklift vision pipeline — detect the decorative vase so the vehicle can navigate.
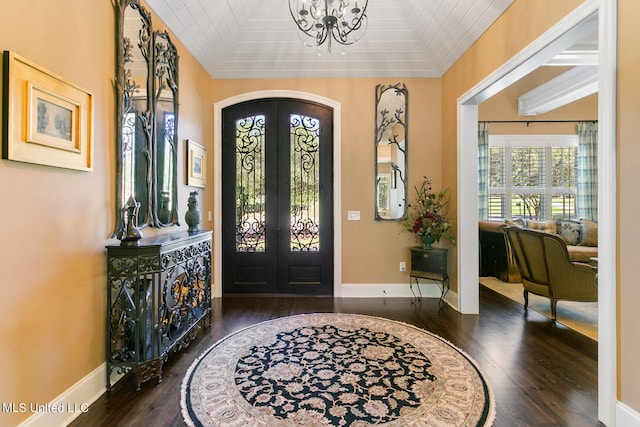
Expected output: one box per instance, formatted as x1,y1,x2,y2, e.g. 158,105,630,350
185,190,201,233
120,195,143,246
421,234,436,249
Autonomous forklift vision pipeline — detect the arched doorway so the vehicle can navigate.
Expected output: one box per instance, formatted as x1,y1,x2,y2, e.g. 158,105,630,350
221,98,334,295
213,91,343,298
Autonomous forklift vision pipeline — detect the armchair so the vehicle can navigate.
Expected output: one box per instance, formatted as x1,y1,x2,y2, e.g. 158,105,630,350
505,227,598,320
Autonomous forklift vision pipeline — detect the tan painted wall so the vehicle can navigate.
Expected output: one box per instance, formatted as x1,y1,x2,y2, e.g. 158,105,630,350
617,0,640,412
211,78,443,286
0,1,213,425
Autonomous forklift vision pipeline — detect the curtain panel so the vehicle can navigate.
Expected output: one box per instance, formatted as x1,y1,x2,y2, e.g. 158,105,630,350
478,122,489,220
577,122,598,221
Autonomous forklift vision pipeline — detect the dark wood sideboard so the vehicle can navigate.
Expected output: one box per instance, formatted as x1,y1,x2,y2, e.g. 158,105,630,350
409,246,449,301
106,230,212,390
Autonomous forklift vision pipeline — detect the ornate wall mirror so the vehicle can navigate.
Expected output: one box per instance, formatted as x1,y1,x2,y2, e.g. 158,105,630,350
153,32,179,226
117,1,152,231
114,0,179,236
375,83,407,221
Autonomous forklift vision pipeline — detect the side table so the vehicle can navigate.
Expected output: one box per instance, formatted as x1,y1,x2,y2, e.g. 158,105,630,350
409,246,449,302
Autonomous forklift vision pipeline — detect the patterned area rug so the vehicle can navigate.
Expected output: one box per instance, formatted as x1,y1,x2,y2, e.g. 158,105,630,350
181,313,495,426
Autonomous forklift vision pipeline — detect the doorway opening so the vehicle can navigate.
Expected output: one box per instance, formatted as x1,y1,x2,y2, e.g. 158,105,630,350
456,1,616,424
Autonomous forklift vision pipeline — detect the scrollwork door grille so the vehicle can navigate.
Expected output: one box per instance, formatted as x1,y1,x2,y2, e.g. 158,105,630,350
289,114,320,252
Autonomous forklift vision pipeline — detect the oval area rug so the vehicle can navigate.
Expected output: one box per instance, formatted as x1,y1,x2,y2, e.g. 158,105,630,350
181,313,495,426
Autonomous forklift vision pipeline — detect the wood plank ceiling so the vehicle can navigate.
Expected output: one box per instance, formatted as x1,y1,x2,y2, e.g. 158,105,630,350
144,0,516,79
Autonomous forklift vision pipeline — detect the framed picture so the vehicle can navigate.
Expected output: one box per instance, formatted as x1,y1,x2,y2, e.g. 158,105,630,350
186,139,206,188
2,51,93,171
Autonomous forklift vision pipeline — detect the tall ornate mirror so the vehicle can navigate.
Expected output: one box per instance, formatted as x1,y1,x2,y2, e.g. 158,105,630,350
153,32,179,226
115,0,152,233
375,83,408,221
114,0,179,236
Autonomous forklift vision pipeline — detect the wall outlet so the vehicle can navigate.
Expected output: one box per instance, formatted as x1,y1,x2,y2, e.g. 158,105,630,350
399,261,406,272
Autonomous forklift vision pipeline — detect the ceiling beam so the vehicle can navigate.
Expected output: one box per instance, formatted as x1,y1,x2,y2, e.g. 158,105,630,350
518,65,598,115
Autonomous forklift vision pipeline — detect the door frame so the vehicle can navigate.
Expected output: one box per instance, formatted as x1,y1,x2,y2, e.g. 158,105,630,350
456,0,616,424
213,90,342,298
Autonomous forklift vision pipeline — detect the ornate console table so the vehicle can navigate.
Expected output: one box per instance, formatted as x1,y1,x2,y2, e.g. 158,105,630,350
106,230,212,390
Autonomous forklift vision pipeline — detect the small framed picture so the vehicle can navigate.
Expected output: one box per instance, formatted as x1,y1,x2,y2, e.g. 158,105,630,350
2,51,93,171
186,139,206,187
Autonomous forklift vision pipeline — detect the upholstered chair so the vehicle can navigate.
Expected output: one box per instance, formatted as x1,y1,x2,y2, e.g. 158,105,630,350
505,226,598,320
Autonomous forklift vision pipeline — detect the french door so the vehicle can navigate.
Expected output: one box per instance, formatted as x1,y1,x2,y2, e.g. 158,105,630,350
221,99,333,295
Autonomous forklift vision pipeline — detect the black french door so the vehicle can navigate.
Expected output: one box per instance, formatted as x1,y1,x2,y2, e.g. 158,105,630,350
221,99,333,295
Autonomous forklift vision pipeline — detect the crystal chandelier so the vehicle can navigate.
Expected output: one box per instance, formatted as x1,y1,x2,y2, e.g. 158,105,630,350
288,0,368,54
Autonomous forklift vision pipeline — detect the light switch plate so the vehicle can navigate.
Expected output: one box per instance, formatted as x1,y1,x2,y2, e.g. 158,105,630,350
347,211,361,221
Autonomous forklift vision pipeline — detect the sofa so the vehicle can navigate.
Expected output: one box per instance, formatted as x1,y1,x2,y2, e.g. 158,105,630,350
479,218,598,283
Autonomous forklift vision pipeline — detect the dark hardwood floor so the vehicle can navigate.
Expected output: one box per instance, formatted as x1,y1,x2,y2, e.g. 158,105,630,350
69,286,599,427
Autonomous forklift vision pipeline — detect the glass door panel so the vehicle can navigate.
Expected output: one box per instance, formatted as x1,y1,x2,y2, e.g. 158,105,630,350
289,114,320,252
235,115,266,252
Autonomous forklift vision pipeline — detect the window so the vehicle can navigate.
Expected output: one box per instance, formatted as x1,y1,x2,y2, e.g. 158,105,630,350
487,135,578,220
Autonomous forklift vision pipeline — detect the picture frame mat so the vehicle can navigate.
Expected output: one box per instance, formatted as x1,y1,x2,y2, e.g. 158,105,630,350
27,82,81,153
186,139,206,188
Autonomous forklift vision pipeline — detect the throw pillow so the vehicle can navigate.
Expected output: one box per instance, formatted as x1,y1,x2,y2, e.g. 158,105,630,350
527,220,557,234
510,217,527,227
557,219,582,246
579,219,598,246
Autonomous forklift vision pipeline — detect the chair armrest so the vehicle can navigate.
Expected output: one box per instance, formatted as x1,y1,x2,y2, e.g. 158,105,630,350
545,237,598,301
572,261,597,272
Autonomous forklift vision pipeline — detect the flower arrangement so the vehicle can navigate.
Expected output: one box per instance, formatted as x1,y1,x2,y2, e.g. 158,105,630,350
403,177,456,248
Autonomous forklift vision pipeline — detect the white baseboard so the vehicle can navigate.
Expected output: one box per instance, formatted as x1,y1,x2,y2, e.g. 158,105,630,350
18,364,122,427
340,282,443,298
616,401,640,426
340,283,458,310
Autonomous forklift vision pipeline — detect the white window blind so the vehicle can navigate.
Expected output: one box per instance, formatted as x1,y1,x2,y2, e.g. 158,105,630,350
488,135,578,220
